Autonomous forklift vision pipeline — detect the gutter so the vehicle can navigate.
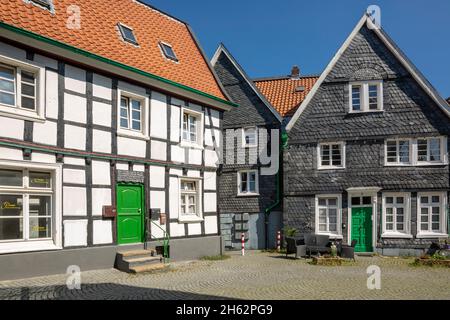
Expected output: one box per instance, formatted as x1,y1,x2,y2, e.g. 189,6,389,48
0,22,238,110
264,130,289,249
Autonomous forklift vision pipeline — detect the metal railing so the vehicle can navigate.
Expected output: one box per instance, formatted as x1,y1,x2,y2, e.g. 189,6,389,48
145,217,170,263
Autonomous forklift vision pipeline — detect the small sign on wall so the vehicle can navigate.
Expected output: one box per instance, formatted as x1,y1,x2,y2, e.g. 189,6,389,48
102,206,117,218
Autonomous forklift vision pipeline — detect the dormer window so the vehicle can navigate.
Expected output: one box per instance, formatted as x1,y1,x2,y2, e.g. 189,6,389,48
27,0,52,11
349,81,383,112
118,23,138,45
160,42,178,62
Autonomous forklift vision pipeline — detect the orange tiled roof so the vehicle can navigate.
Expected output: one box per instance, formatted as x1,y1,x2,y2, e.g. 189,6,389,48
254,76,319,117
0,0,227,100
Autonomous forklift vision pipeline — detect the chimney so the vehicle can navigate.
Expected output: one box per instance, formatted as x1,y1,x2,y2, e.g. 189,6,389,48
290,65,300,79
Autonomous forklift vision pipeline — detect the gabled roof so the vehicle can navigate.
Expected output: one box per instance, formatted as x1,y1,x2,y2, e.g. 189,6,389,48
0,0,233,108
211,44,283,122
253,75,319,118
286,14,450,131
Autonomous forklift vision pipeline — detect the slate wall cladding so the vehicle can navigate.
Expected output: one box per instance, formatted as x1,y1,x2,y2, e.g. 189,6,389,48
284,25,450,252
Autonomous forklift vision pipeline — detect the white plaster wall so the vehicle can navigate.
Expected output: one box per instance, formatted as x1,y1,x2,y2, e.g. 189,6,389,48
117,136,146,158
169,176,180,220
63,220,88,247
33,120,57,146
150,91,167,139
187,170,201,178
34,54,58,70
63,168,85,184
205,149,219,168
133,164,145,172
64,125,86,150
63,186,87,216
93,220,113,245
188,148,202,165
92,160,111,185
65,65,86,94
150,190,165,213
205,128,221,148
116,162,129,171
150,140,166,161
45,69,59,119
149,166,165,188
151,220,166,239
0,117,23,140
205,216,218,234
93,73,112,100
0,147,22,160
209,109,220,128
171,145,185,163
170,104,181,142
92,129,111,154
204,172,216,190
118,80,146,96
64,156,85,166
186,103,202,113
31,152,56,164
169,222,185,237
64,93,87,124
92,188,112,216
169,168,183,176
188,223,202,236
204,192,217,213
92,101,112,127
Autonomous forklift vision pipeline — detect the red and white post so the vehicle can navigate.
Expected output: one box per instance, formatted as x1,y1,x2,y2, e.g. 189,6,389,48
241,233,245,256
277,231,281,252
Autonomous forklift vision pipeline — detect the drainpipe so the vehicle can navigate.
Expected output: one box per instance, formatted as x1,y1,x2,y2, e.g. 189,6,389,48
264,130,289,250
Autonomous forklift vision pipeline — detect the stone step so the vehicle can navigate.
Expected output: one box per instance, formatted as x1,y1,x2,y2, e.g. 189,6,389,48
129,263,168,274
116,249,156,260
123,256,162,269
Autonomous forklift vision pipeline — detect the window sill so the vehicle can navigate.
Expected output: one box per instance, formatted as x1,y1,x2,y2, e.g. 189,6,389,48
348,110,384,114
385,162,447,167
317,233,343,240
117,130,149,141
178,216,204,223
237,193,260,197
242,145,258,149
0,106,45,123
180,141,204,150
318,167,345,171
381,233,413,239
416,233,448,239
0,240,61,254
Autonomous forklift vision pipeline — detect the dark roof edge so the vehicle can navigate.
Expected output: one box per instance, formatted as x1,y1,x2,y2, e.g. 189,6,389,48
134,0,188,26
252,74,320,82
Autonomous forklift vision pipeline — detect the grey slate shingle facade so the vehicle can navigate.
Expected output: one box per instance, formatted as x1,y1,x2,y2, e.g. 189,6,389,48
285,21,450,255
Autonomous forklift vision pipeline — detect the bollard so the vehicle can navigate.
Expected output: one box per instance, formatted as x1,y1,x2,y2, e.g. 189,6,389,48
241,233,245,256
277,230,281,252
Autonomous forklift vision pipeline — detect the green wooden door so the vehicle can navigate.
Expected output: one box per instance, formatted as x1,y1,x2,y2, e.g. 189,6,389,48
351,207,373,252
117,185,144,244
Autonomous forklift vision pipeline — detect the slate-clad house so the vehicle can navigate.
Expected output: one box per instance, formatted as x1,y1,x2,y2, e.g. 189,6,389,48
284,14,450,255
0,0,234,279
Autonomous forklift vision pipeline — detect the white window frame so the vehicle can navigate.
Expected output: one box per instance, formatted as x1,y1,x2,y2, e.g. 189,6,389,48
117,22,139,46
381,193,412,238
315,194,342,239
384,137,447,166
180,107,204,149
159,41,179,62
317,142,345,170
117,89,149,140
0,159,62,254
241,127,258,148
349,81,383,113
417,192,448,238
0,54,45,122
178,178,203,223
384,138,413,166
237,170,259,196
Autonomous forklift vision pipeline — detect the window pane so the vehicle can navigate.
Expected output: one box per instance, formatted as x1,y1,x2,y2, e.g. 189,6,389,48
362,196,371,205
386,223,393,231
21,96,35,110
386,141,397,163
329,223,337,232
132,120,141,131
331,145,341,166
29,172,51,188
368,85,378,110
0,169,22,186
398,141,410,163
396,197,404,204
351,86,361,111
432,223,440,231
386,197,394,204
420,196,429,204
431,196,440,203
29,217,51,239
131,110,140,121
0,79,15,92
319,224,326,231
318,199,326,206
0,195,23,217
429,138,441,161
249,181,256,192
0,218,23,240
21,83,35,97
21,71,35,84
351,197,360,206
0,66,14,80
420,223,428,231
0,91,15,105
120,118,128,128
328,198,337,206
417,140,428,161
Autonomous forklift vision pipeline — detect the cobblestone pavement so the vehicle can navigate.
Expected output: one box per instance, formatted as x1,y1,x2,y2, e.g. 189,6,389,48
0,251,449,300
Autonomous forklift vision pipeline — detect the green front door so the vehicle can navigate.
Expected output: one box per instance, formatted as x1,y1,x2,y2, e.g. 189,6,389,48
351,207,373,252
117,185,144,244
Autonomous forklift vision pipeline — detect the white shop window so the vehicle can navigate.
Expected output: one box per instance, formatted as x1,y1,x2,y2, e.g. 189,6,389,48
382,193,411,238
349,81,383,112
315,195,342,238
0,55,45,122
318,142,345,169
237,170,259,196
0,161,62,254
417,192,448,237
179,178,203,222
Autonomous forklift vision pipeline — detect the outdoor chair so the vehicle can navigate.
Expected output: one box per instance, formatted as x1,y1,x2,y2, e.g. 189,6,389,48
285,236,306,259
339,240,357,261
304,234,331,257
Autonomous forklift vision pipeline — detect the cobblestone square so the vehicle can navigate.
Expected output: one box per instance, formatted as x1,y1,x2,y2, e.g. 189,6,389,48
0,251,448,300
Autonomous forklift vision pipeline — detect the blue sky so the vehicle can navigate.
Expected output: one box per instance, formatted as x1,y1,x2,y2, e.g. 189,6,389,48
144,0,450,99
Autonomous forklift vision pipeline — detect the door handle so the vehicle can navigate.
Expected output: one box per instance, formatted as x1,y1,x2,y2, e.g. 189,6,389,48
138,208,141,213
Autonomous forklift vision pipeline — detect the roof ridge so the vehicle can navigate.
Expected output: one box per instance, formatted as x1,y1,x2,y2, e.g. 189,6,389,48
133,0,186,26
253,74,320,82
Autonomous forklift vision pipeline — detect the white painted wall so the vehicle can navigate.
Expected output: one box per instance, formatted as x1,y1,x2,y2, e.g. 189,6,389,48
171,145,185,163
93,220,113,245
188,223,202,236
64,93,87,124
204,193,217,213
149,166,165,188
92,160,111,185
0,116,23,140
63,220,88,247
64,125,86,150
65,65,86,94
92,188,112,216
205,216,218,234
150,190,165,213
63,168,86,184
33,120,57,146
31,152,56,164
0,147,22,161
150,91,167,139
92,129,112,154
64,156,85,166
117,136,146,158
93,73,112,100
63,186,87,216
169,222,185,237
92,101,112,127
204,171,216,190
170,104,181,142
45,69,59,120
150,140,167,161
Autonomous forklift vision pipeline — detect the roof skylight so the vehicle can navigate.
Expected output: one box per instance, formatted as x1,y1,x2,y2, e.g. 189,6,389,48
118,23,138,45
27,0,52,11
160,42,178,62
